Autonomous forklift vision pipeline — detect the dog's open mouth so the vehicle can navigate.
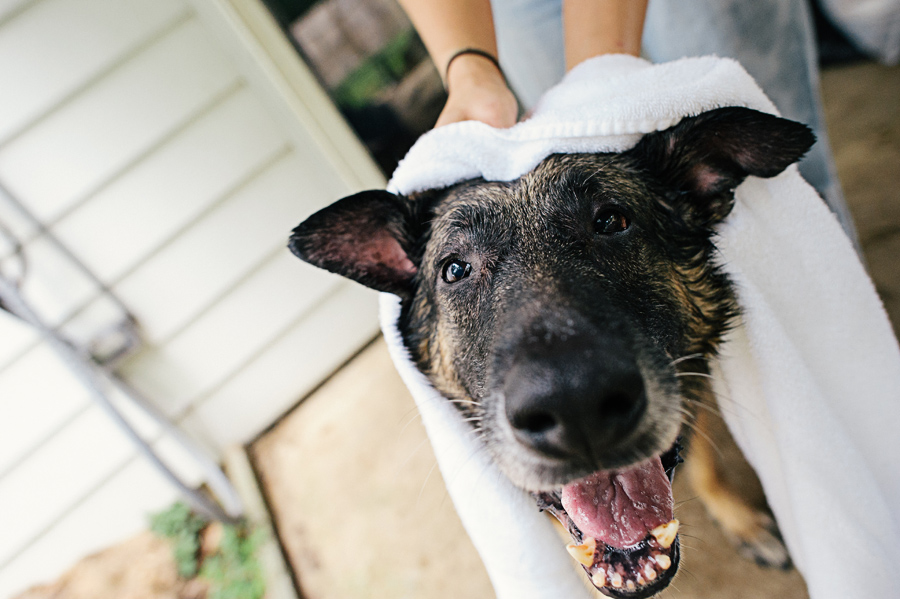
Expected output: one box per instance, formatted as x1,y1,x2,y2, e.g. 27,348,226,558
534,441,683,598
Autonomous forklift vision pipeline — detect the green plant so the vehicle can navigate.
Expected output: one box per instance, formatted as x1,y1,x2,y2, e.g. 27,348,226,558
150,501,207,577
201,525,266,599
332,29,415,109
150,502,265,599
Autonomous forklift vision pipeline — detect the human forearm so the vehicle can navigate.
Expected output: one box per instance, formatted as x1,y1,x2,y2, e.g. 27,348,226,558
398,0,517,128
563,0,648,70
397,0,499,80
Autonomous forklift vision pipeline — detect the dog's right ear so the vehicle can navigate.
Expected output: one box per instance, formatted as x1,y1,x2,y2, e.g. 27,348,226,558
631,107,816,225
288,190,419,298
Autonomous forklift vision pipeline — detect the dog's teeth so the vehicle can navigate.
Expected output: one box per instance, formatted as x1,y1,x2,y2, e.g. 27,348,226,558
644,563,657,581
626,580,636,591
565,537,597,568
591,570,607,587
610,572,623,588
654,553,672,570
650,519,679,549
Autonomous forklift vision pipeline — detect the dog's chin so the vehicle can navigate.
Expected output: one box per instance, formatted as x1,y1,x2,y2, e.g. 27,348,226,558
526,438,684,599
483,406,684,598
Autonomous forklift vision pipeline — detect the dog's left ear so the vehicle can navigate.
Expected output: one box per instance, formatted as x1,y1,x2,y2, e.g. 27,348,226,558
632,106,815,224
288,190,420,298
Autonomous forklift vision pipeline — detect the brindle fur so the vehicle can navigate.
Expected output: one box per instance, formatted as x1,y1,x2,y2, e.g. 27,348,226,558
401,155,739,412
289,107,813,577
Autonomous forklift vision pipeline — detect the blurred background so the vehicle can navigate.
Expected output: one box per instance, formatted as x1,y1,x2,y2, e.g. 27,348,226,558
0,0,896,597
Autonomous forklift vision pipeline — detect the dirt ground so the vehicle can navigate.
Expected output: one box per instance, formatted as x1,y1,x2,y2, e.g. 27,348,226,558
13,59,898,599
822,61,900,330
12,532,207,599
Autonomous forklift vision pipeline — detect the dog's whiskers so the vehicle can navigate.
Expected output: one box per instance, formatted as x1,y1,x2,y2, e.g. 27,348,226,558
415,459,441,509
684,385,772,431
670,353,704,366
675,408,724,458
446,397,480,406
681,396,724,419
673,366,773,433
397,409,424,436
674,371,715,380
399,435,434,470
674,495,700,508
584,157,616,184
676,564,700,583
682,392,750,428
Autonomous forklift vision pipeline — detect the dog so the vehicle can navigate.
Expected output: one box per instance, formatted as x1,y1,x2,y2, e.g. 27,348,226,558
288,106,814,598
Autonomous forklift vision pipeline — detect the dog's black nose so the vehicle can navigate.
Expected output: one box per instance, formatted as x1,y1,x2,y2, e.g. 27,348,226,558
503,348,647,464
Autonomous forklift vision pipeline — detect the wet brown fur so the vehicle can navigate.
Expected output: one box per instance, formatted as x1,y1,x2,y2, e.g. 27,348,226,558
289,107,815,578
398,154,788,568
400,152,739,415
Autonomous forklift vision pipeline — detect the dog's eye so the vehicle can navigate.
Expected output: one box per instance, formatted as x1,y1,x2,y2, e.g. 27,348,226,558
594,209,629,235
442,259,472,283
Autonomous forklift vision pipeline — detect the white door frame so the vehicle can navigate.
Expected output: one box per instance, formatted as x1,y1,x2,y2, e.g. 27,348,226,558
189,0,387,193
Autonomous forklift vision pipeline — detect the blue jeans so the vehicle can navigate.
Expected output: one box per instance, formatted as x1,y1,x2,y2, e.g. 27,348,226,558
490,0,860,245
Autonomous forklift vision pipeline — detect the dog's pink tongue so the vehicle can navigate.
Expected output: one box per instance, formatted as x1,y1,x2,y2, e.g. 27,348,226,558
560,457,673,548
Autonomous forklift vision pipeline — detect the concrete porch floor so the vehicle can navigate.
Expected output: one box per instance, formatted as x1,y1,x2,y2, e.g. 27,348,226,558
251,59,900,599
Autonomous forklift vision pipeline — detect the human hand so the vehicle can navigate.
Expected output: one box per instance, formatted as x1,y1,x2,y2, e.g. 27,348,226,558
436,54,518,129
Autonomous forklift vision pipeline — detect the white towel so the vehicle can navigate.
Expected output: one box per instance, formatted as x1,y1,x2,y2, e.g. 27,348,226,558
379,55,900,599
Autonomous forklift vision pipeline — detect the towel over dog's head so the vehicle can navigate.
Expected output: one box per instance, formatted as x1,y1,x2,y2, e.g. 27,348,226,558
289,105,813,597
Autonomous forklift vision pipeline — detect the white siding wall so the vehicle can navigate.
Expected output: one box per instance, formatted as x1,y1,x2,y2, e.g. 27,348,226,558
0,0,382,594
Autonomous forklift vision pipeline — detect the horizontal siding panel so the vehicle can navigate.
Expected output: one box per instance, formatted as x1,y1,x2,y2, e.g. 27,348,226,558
120,247,342,417
103,384,166,445
0,344,89,476
0,406,135,566
0,186,38,254
52,294,134,359
0,352,163,481
112,152,335,346
0,310,37,371
0,0,188,142
14,235,102,326
181,282,379,450
0,456,178,598
0,0,29,23
53,87,288,284
0,16,240,222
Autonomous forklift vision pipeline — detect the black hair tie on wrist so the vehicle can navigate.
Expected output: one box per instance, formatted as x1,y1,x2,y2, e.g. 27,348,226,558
444,48,505,90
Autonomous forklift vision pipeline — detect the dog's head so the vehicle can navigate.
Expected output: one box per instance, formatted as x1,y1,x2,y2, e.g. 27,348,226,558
289,107,813,597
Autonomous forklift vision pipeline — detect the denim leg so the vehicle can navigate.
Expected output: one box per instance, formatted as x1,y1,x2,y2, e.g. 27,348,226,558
490,0,566,109
643,0,860,245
